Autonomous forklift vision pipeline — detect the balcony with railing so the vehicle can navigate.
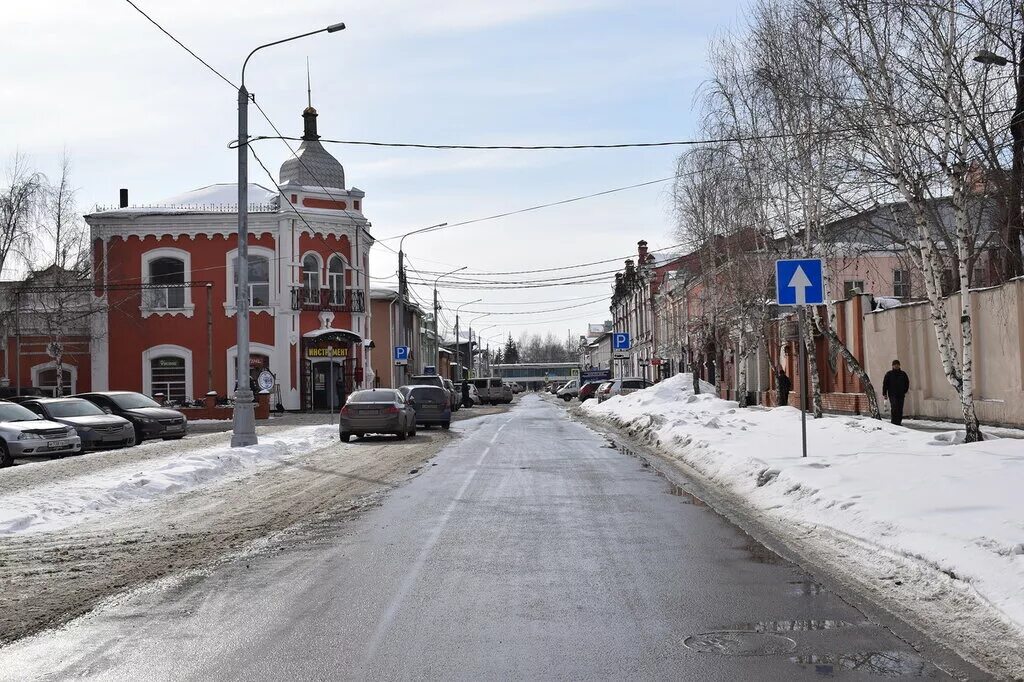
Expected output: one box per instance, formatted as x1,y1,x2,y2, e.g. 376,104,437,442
290,286,365,313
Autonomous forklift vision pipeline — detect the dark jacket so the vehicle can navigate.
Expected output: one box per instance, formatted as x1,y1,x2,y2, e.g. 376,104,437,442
777,372,792,393
882,369,910,398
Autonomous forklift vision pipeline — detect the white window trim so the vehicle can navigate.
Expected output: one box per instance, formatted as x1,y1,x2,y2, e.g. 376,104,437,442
327,253,349,304
31,361,78,396
226,342,277,397
141,247,195,318
142,344,194,401
225,245,277,315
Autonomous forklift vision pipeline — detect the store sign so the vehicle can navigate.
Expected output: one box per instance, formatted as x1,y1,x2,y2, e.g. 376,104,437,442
307,347,348,358
155,357,184,368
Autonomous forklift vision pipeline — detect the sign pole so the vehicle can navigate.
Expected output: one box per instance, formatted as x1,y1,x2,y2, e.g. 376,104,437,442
328,346,335,424
797,307,808,459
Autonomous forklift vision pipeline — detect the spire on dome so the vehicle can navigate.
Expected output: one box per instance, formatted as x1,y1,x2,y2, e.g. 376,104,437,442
280,104,345,189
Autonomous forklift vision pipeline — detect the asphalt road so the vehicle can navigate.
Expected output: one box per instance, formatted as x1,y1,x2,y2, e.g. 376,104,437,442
0,395,980,680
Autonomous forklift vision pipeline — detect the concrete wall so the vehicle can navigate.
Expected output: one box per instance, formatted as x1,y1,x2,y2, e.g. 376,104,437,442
862,278,1024,427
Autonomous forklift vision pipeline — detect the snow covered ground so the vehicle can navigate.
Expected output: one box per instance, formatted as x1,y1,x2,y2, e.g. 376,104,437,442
581,375,1024,672
0,425,339,536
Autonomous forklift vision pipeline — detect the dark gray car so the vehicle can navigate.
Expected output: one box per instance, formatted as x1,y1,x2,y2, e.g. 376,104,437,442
340,389,416,442
20,398,135,452
399,385,451,429
75,392,187,444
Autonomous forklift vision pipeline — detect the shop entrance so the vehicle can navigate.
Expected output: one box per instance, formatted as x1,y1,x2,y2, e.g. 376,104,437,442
311,360,347,411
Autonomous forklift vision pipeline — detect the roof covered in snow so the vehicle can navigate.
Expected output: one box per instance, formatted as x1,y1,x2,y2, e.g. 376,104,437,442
86,183,279,218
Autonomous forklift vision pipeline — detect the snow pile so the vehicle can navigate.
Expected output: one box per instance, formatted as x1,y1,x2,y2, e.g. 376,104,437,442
0,425,339,536
582,374,1024,634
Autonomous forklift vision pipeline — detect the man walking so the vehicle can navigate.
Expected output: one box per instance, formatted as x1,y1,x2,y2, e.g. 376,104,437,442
882,359,910,426
777,368,792,407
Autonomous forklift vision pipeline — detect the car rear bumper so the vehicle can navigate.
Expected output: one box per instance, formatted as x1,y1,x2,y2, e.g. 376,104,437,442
341,415,403,433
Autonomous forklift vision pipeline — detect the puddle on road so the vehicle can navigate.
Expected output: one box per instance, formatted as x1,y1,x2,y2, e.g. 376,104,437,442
788,578,826,596
741,536,785,565
732,619,856,633
789,651,943,678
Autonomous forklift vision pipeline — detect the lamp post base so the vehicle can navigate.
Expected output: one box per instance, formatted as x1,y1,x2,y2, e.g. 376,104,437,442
231,389,259,447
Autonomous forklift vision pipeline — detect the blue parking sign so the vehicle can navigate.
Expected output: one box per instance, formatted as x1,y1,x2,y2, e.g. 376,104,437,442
612,332,630,350
394,346,410,365
776,259,825,306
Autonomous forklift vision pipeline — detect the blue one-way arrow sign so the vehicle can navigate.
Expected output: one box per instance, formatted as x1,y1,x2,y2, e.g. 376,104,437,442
776,259,825,306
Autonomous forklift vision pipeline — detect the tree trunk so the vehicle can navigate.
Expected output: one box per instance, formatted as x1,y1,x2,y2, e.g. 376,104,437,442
801,310,823,418
813,311,881,419
951,174,983,442
736,332,749,407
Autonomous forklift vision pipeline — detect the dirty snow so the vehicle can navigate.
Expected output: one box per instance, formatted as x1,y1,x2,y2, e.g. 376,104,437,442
0,425,339,536
581,374,1024,637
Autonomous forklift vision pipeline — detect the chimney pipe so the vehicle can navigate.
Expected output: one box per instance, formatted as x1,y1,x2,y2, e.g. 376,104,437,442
119,188,129,208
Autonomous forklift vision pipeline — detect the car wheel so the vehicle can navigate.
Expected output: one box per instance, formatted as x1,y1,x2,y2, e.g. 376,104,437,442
442,422,450,430
397,428,408,441
409,425,417,437
340,431,351,442
133,425,143,445
162,436,185,441
0,441,13,468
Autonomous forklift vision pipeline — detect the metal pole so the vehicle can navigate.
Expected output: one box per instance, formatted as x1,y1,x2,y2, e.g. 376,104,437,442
397,247,406,375
433,286,439,371
454,313,460,382
798,307,808,458
15,292,21,395
329,349,335,424
206,283,214,393
232,84,257,447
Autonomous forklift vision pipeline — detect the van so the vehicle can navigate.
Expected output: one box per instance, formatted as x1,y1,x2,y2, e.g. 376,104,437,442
471,377,513,405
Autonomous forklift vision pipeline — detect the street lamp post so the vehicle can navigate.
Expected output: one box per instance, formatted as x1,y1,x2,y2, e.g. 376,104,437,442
453,299,481,382
974,48,1024,279
475,324,497,376
467,313,491,380
232,22,345,448
433,266,466,372
396,222,446,376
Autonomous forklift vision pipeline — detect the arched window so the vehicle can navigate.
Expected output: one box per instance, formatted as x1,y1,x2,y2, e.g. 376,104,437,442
149,356,186,403
148,256,186,309
234,254,271,307
302,254,321,304
328,255,346,305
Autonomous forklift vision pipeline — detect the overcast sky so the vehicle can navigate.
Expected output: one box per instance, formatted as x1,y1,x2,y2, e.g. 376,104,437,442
4,0,745,350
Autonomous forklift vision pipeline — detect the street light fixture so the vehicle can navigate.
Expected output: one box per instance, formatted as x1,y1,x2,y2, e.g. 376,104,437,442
433,266,466,371
232,22,345,448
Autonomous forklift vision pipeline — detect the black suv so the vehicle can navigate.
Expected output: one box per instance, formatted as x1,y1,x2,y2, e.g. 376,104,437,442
75,391,188,444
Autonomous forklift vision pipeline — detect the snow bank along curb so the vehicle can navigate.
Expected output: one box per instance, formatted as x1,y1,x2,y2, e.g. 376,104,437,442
581,374,1024,675
0,425,339,536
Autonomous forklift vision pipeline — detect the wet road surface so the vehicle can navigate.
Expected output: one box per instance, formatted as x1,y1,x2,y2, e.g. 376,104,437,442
0,395,980,680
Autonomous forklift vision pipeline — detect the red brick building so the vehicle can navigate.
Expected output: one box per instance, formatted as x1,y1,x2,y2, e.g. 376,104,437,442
84,105,374,410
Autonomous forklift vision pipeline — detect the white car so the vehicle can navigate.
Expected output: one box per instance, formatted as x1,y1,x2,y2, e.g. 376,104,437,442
467,384,482,406
0,400,82,467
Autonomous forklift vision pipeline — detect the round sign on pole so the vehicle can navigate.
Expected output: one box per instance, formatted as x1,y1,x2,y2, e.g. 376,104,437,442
257,370,275,392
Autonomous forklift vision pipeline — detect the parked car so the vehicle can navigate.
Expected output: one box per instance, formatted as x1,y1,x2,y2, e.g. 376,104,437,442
509,382,523,394
408,374,445,389
595,381,616,403
0,386,46,402
340,389,416,442
466,383,482,406
556,379,580,401
19,398,135,452
0,400,82,467
578,381,602,402
75,391,188,444
442,378,460,412
598,378,654,403
471,378,513,405
400,385,452,429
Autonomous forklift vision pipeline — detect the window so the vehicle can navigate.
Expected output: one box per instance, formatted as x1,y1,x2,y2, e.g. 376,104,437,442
150,356,187,403
234,255,271,307
328,255,346,305
35,366,74,397
147,257,185,309
302,254,321,304
893,269,911,299
843,280,864,299
141,248,193,316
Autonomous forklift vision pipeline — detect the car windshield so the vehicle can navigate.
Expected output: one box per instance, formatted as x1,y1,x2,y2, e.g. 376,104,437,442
622,380,647,389
410,376,443,387
0,403,43,422
110,393,162,409
45,400,106,418
349,390,399,403
408,387,448,401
